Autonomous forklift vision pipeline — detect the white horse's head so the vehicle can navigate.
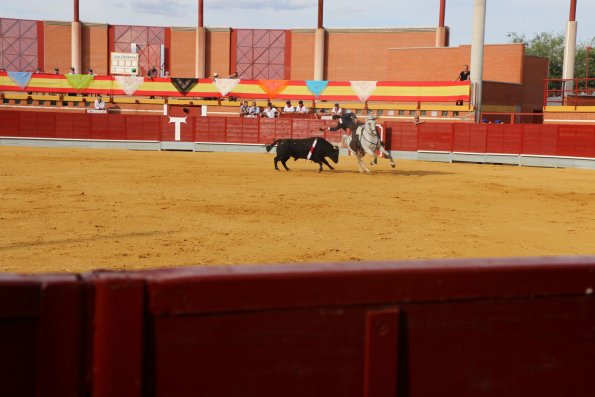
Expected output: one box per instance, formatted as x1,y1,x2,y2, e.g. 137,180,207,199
365,115,377,135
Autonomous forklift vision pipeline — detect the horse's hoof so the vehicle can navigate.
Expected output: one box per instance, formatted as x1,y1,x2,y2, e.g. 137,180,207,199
391,164,396,168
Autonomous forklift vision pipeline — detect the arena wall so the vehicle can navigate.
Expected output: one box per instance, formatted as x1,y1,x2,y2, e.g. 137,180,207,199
170,27,197,78
1,110,594,168
1,258,594,396
43,21,72,74
82,24,109,76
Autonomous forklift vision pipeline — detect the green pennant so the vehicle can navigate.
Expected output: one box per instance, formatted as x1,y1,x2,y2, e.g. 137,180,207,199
65,74,95,90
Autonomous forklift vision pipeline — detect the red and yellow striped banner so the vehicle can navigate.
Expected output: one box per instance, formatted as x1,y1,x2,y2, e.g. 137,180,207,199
0,72,470,102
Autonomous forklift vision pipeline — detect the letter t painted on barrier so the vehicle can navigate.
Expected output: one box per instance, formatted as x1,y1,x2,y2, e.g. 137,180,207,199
168,116,187,141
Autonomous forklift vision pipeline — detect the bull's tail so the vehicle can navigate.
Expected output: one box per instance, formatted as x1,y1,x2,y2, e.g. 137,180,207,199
265,140,281,152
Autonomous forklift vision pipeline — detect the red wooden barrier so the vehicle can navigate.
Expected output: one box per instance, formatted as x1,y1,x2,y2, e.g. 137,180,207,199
0,274,85,397
2,110,595,159
1,258,595,396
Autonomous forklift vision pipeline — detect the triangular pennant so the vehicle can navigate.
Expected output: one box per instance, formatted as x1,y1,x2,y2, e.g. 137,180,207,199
115,76,145,96
350,81,377,102
305,80,328,98
171,78,198,94
214,78,240,96
65,74,95,90
258,80,289,98
7,72,33,89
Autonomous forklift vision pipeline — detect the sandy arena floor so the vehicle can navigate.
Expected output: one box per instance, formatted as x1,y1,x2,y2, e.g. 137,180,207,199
1,146,594,274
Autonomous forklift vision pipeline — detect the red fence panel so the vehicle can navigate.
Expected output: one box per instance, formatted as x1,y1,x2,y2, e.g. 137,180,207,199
91,114,110,140
241,117,260,144
557,125,595,158
417,123,453,152
107,114,127,141
225,117,244,143
522,124,558,156
485,124,523,154
125,115,144,141
141,115,161,141
195,116,226,142
71,113,92,139
55,113,75,139
0,110,20,137
385,122,418,152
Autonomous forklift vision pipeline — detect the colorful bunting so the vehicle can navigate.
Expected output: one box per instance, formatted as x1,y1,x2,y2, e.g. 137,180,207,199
65,74,95,90
7,72,33,89
214,78,241,96
115,76,145,96
305,80,328,98
258,80,289,98
171,78,198,94
350,81,377,102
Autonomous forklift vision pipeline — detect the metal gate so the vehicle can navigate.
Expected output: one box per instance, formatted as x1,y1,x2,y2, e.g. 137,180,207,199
113,25,165,76
0,18,38,72
235,29,286,80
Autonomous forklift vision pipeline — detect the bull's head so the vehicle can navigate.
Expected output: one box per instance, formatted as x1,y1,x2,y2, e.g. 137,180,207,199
330,145,340,163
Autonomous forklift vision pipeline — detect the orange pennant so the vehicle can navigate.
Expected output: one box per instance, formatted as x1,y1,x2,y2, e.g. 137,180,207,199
258,80,289,98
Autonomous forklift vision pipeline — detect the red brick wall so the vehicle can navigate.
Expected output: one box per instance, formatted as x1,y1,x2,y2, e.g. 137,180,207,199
206,28,231,78
82,24,108,75
388,44,526,83
326,29,437,81
289,30,315,80
170,28,196,77
44,22,71,73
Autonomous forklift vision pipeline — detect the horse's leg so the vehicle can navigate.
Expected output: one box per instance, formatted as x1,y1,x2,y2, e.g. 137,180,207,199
357,154,371,173
321,158,335,170
378,145,396,168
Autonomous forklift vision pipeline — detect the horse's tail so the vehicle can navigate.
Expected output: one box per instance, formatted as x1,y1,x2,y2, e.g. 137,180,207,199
265,140,281,152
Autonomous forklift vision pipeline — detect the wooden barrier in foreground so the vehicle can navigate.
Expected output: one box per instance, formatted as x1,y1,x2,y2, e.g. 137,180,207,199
1,257,595,397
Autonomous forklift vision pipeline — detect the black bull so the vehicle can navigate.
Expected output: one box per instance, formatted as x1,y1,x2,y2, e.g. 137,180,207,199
265,138,340,172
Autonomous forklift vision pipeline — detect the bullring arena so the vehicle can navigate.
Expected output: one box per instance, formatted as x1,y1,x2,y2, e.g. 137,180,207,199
1,146,595,274
2,1,595,396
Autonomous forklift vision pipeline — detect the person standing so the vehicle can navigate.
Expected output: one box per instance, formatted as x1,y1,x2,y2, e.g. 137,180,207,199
261,102,279,118
330,103,343,118
94,95,106,110
295,100,308,114
282,100,295,113
456,64,470,81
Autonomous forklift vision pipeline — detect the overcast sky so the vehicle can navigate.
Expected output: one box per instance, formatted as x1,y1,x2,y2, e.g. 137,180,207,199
2,0,594,46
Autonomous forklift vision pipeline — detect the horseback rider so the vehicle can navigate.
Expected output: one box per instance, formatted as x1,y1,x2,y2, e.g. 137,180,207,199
320,112,363,153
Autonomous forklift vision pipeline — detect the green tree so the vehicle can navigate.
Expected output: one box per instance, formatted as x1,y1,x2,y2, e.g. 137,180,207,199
508,31,595,82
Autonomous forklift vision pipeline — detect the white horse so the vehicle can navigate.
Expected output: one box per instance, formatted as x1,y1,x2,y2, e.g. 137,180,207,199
341,116,396,173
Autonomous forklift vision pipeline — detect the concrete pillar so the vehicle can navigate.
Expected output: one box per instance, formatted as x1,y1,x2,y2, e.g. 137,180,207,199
562,20,578,95
313,28,325,80
71,0,81,74
71,22,82,74
196,27,206,78
435,27,447,47
470,0,486,123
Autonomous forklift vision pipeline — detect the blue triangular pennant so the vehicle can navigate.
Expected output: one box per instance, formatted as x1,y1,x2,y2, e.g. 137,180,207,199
305,80,329,98
8,71,33,89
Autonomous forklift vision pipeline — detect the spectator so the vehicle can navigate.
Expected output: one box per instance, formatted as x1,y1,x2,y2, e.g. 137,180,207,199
212,72,219,79
147,65,158,79
164,70,170,77
248,101,260,117
69,66,76,74
94,95,106,110
53,67,59,74
261,102,279,118
282,100,295,113
295,100,308,114
330,103,343,117
239,100,249,116
455,64,470,81
88,68,95,75
227,72,238,79
413,114,424,125
34,67,42,74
